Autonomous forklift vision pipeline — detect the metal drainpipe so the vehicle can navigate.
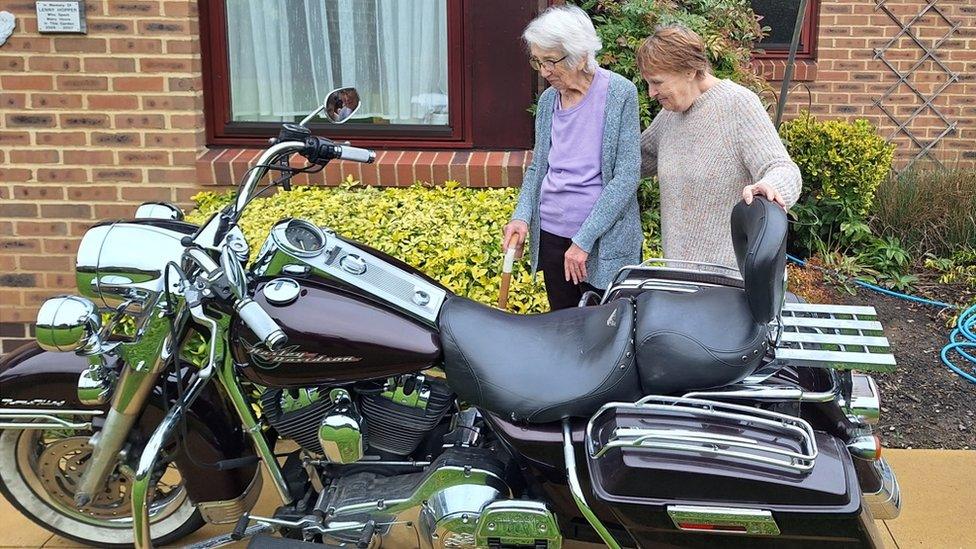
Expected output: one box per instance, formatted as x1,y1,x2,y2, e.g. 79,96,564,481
774,0,810,130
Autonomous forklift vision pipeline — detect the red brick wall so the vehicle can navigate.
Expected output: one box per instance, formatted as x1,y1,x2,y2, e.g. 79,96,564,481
1,0,205,353
759,0,976,169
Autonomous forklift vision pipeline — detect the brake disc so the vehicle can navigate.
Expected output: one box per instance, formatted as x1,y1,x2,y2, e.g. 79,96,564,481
35,436,131,519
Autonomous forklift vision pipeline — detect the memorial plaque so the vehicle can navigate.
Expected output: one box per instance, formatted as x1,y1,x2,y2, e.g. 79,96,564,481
36,1,86,34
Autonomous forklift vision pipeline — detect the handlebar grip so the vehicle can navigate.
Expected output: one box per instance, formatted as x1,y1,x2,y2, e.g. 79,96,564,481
236,299,287,350
336,145,376,163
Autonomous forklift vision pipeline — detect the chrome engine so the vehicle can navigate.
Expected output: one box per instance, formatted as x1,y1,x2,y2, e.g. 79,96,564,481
302,447,562,549
360,374,454,456
261,374,453,461
257,378,563,548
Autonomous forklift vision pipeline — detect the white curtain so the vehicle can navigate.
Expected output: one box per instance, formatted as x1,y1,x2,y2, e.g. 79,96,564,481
226,0,449,125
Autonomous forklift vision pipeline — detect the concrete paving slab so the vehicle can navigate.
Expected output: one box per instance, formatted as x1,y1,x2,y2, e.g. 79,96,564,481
38,538,85,548
0,508,54,548
881,448,976,548
877,520,898,549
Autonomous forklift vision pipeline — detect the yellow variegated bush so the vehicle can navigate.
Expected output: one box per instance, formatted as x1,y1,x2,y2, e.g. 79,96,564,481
188,179,552,313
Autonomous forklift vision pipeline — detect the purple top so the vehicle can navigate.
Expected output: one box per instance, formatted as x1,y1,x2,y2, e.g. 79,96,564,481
539,67,610,239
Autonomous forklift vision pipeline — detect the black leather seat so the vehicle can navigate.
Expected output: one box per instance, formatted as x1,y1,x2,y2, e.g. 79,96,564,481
439,297,640,423
634,197,788,394
634,287,769,394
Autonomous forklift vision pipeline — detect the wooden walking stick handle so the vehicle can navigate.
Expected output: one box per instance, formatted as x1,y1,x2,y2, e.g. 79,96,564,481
497,274,512,309
497,246,517,310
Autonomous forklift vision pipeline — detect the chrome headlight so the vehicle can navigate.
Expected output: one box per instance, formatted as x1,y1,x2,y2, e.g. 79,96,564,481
134,201,185,221
76,222,187,313
36,296,101,352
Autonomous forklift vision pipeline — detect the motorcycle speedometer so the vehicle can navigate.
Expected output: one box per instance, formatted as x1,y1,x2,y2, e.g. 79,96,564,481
275,218,327,258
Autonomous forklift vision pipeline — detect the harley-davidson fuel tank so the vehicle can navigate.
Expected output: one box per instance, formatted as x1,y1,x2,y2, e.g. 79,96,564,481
231,277,442,387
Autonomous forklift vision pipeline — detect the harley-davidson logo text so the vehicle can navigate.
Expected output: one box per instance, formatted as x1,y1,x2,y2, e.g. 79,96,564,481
244,342,362,369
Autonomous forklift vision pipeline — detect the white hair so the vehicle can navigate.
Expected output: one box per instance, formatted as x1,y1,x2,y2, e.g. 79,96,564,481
522,5,601,74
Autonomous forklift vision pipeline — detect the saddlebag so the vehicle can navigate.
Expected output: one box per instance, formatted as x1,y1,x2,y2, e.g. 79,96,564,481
585,396,879,547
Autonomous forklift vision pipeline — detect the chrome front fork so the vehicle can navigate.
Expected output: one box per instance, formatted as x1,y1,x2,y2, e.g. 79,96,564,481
132,298,218,548
73,305,176,507
130,302,293,549
133,350,293,548
131,362,214,547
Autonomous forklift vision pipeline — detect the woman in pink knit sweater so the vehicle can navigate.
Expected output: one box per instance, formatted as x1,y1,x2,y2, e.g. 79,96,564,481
638,25,802,270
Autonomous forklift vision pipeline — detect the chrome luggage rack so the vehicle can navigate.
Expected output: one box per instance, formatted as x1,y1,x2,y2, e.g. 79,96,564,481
601,258,744,302
773,302,896,371
586,396,818,473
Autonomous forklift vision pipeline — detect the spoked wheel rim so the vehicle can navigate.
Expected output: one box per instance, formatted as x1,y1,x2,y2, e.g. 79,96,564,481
13,425,190,530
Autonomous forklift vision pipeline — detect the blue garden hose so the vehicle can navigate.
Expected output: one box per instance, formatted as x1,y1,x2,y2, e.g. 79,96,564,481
942,304,976,384
785,254,976,384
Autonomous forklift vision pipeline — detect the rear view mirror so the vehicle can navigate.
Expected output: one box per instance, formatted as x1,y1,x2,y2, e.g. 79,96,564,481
322,87,361,124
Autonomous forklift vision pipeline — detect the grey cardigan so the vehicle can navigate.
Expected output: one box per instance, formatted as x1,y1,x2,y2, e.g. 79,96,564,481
512,70,642,290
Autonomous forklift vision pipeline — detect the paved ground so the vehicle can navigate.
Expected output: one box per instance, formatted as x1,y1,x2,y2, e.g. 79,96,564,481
1,449,973,548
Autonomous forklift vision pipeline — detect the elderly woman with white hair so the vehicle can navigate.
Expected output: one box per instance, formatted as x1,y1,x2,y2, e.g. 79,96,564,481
503,5,642,310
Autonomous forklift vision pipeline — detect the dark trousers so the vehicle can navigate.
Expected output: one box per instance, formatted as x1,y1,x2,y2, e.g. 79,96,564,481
539,230,601,311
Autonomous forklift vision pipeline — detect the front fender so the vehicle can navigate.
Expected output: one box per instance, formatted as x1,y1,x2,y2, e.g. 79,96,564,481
0,342,258,505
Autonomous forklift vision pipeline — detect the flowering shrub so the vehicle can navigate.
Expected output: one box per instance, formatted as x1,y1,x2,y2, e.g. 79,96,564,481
191,180,552,313
191,179,664,313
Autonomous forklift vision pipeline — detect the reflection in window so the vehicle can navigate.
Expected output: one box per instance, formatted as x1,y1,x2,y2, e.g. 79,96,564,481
751,0,812,53
226,0,449,125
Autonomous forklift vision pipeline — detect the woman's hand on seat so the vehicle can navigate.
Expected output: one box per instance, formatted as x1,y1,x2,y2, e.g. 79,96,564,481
742,182,786,209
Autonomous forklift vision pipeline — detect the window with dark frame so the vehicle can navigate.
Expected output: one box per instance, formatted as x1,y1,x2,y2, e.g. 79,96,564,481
200,0,539,150
201,0,466,148
750,0,820,59
199,0,543,150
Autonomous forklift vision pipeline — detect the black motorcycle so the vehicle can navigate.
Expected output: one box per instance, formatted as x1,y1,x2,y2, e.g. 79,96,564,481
0,87,900,548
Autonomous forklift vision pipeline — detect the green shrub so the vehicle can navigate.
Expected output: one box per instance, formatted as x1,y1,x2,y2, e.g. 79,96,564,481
872,166,976,257
577,0,770,128
190,180,664,313
638,176,662,255
924,248,976,320
926,247,976,287
779,112,895,256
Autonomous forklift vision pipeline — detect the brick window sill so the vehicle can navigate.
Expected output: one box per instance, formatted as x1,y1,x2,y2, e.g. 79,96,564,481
195,148,533,189
751,59,819,82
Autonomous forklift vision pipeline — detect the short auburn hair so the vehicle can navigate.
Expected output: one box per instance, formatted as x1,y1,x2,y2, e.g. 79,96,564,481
637,24,711,78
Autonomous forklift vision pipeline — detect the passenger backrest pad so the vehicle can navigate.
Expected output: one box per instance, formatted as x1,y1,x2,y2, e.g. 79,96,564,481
730,197,788,324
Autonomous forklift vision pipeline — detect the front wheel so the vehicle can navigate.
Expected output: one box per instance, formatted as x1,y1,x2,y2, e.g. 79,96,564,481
0,423,204,548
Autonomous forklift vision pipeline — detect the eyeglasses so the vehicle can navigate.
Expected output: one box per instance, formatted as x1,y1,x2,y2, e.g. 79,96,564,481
529,55,568,72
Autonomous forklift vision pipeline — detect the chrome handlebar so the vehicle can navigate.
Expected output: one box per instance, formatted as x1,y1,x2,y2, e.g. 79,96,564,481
235,298,287,349
335,144,376,163
231,138,375,224
198,130,376,349
233,140,307,223
183,241,288,351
